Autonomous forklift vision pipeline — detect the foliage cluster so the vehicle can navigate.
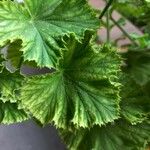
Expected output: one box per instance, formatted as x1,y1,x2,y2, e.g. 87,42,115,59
0,0,150,149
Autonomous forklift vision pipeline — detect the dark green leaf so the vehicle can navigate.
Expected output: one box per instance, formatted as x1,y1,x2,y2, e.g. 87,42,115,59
61,120,150,150
21,35,121,129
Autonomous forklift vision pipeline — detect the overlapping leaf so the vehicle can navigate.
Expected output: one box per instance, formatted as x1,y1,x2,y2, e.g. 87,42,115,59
6,40,23,70
0,69,22,103
20,34,121,129
0,53,4,72
61,120,150,150
119,34,150,124
123,35,150,86
0,0,99,68
0,101,27,124
120,74,150,125
0,55,28,124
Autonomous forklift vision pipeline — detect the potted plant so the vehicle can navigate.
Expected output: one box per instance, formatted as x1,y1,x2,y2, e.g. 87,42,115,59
0,0,150,149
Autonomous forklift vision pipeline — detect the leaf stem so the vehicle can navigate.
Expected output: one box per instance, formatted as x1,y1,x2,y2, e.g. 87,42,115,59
99,0,114,19
110,16,138,46
106,9,110,43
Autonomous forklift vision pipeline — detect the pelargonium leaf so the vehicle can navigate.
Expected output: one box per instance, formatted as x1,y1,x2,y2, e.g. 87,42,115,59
6,40,23,70
0,0,99,68
0,69,23,103
124,48,150,86
20,34,121,129
0,58,28,124
0,53,4,72
60,120,150,150
0,101,27,124
120,74,150,125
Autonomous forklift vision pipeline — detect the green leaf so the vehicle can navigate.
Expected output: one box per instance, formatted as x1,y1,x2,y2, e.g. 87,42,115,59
0,69,23,103
0,62,28,124
61,120,150,150
6,40,23,70
120,74,150,125
0,101,28,124
0,53,4,72
21,35,121,129
0,0,99,68
123,44,150,86
120,35,150,124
